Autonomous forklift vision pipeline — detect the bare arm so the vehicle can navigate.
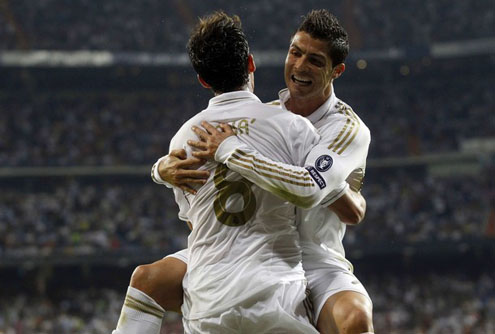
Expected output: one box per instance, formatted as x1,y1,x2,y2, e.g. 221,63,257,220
328,190,366,225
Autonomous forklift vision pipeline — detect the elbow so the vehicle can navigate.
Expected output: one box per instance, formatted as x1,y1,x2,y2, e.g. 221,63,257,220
339,211,362,225
351,202,366,225
339,203,366,225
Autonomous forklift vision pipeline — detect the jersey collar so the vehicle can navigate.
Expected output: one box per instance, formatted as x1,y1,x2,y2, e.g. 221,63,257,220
208,90,261,108
277,86,338,124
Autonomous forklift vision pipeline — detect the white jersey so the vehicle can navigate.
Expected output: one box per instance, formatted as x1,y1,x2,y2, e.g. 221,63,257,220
215,88,371,271
168,90,326,320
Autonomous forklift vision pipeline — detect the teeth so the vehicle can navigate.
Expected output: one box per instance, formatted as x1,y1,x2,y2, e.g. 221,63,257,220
292,75,311,84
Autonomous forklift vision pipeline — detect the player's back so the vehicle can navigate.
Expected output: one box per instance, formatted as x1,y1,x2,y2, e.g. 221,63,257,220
170,90,319,320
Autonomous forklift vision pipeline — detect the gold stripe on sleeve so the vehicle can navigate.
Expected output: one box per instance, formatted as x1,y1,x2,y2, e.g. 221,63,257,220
230,152,312,182
234,150,308,176
150,163,158,183
331,117,356,153
337,107,361,154
337,117,360,154
227,159,315,187
328,117,352,151
126,295,164,317
124,297,164,319
328,104,361,155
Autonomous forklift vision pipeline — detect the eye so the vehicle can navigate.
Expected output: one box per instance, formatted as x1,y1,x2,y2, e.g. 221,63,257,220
290,49,301,57
310,58,324,67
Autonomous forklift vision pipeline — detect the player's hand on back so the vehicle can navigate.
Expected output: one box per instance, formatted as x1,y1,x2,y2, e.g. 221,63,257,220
159,149,209,194
188,121,234,160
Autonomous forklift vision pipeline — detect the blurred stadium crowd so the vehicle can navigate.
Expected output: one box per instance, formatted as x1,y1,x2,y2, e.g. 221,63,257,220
1,0,494,333
1,0,493,51
1,62,493,166
0,169,493,257
1,271,494,333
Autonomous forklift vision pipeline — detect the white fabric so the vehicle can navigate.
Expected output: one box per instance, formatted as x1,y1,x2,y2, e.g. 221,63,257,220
218,88,370,270
164,248,189,263
215,133,350,209
304,263,371,321
276,88,371,272
212,88,371,320
169,90,321,320
182,280,318,334
112,286,164,334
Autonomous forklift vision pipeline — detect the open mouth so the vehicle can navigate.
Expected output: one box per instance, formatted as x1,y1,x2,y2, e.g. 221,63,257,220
291,75,312,86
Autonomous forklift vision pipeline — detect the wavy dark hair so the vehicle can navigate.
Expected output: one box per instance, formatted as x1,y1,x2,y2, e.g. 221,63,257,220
297,9,349,66
187,11,250,93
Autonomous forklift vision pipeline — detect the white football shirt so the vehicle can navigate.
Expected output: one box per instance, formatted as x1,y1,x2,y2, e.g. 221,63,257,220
169,90,323,320
215,87,371,271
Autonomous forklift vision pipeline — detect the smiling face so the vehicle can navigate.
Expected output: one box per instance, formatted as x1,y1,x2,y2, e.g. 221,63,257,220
284,31,336,108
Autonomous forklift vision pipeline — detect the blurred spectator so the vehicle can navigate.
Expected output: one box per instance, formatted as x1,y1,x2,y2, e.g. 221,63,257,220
0,271,493,333
0,168,491,256
0,180,188,257
1,60,493,167
0,0,493,51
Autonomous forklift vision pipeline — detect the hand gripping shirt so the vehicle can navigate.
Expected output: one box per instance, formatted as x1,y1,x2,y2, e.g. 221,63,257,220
215,88,371,271
169,90,329,320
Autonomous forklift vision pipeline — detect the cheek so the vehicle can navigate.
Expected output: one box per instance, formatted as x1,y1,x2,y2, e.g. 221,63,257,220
317,71,329,84
322,70,333,84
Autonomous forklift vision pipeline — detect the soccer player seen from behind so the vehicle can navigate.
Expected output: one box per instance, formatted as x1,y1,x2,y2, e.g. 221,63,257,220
112,11,342,334
114,9,374,334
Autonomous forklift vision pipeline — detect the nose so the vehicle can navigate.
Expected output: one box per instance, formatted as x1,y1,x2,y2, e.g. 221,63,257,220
294,55,307,72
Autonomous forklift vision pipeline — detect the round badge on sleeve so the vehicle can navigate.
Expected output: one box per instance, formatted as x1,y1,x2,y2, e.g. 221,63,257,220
315,155,333,172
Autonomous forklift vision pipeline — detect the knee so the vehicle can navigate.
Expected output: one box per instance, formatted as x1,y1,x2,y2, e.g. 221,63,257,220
130,264,156,292
128,258,186,312
341,307,372,332
335,299,373,333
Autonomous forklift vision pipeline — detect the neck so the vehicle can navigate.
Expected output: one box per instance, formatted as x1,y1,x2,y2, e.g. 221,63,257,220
285,97,321,117
285,84,333,117
213,85,249,96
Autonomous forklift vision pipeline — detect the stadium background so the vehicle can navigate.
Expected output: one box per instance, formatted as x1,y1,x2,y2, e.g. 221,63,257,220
1,0,494,333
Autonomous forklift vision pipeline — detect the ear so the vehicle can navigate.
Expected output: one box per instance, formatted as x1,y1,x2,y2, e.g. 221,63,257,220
331,63,346,80
197,75,211,89
248,54,256,73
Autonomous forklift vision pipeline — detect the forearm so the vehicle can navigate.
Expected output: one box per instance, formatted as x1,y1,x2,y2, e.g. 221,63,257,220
216,137,349,209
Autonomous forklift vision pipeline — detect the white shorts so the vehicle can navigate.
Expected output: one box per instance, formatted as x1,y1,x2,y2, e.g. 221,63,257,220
182,280,318,334
164,248,188,263
304,263,372,322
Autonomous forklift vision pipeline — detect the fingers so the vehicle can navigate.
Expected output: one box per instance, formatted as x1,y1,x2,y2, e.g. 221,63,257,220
176,156,206,169
187,140,208,151
218,123,234,135
178,184,198,195
176,169,210,179
190,150,212,159
200,121,219,135
191,125,210,141
180,177,208,185
170,148,187,160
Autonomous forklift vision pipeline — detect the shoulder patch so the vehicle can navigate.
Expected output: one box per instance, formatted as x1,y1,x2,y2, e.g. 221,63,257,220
315,155,333,172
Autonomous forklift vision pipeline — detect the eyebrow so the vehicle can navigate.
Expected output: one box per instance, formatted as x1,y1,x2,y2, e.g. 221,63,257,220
291,44,327,63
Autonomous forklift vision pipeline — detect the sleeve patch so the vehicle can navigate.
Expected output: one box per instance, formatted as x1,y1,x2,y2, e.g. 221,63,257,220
315,155,333,172
305,166,326,189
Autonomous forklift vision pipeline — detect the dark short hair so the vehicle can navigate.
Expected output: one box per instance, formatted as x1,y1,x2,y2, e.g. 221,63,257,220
187,11,250,93
297,9,349,66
